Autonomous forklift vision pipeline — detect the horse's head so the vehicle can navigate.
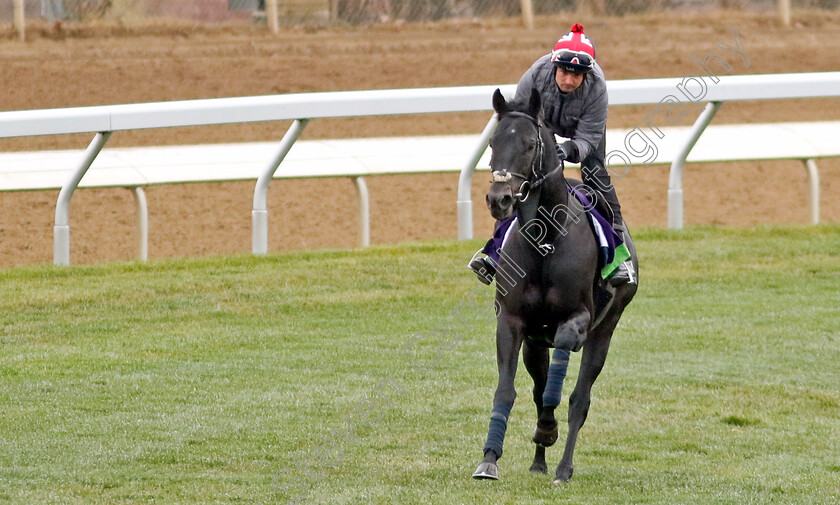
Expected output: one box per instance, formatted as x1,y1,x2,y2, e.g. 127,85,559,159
486,88,556,220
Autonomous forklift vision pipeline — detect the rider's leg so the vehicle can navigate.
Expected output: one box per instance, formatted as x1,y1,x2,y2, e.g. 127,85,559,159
579,136,622,227
580,137,635,286
469,246,496,286
582,185,634,286
469,215,517,285
610,223,637,286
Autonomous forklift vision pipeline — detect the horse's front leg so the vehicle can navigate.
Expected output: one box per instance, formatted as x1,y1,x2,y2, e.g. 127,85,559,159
554,330,611,484
532,346,571,459
552,304,591,352
473,311,524,480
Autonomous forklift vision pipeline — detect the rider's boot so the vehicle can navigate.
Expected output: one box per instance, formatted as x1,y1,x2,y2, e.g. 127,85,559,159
468,249,496,285
609,222,636,287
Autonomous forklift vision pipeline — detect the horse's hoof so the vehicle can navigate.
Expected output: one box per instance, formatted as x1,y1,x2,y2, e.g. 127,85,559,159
472,462,499,480
553,465,573,484
533,424,558,446
529,462,547,474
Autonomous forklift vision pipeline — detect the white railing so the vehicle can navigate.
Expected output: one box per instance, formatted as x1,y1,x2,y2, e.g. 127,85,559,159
1,72,839,264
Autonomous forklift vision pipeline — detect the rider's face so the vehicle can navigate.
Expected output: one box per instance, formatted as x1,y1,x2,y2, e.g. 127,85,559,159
555,68,585,93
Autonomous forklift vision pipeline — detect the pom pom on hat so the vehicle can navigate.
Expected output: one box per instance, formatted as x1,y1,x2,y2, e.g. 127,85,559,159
550,23,596,73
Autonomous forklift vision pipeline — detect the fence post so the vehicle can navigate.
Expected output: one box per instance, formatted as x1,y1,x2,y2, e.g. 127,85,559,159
457,114,499,240
54,132,112,266
14,0,25,41
779,0,791,26
667,102,721,230
266,0,279,33
252,119,309,254
803,159,820,225
329,0,338,22
520,0,534,30
132,187,149,261
353,177,370,247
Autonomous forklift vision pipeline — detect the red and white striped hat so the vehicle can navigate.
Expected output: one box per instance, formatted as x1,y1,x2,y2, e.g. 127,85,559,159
551,24,596,73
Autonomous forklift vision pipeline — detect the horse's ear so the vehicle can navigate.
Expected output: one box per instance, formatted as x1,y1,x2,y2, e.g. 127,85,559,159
492,88,507,115
528,88,541,118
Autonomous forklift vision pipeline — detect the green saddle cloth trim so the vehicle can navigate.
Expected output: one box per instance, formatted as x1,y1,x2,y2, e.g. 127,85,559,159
601,242,631,279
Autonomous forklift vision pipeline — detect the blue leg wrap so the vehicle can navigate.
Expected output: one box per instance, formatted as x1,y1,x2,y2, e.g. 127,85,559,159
483,402,513,458
542,348,570,409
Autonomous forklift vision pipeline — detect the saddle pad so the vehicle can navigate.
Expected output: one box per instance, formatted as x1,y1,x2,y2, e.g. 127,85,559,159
567,184,630,279
481,213,518,264
481,188,630,280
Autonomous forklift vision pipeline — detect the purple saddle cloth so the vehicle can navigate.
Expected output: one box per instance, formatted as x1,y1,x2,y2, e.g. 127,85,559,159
567,183,623,269
481,185,623,271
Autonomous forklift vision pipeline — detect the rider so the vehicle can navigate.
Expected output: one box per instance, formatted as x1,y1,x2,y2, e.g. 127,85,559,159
469,23,636,286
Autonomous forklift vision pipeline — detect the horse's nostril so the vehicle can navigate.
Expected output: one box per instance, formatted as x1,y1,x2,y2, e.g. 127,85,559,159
500,195,513,209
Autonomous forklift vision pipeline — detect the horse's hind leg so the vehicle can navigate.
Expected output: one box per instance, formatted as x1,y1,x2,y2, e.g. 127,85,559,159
554,330,612,484
522,341,550,473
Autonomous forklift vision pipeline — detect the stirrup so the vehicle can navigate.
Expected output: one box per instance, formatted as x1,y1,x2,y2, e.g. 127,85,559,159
467,250,496,285
609,259,636,287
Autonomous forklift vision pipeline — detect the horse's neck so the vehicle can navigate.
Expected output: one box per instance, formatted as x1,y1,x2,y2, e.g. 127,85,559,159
539,141,568,206
535,169,573,241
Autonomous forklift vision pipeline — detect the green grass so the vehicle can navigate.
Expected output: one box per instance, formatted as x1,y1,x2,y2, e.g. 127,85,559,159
1,225,839,505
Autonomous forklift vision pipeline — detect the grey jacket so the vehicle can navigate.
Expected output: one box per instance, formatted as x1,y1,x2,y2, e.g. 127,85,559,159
514,54,608,164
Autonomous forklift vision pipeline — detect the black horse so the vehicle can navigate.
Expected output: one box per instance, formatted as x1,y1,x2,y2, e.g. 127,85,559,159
472,89,639,483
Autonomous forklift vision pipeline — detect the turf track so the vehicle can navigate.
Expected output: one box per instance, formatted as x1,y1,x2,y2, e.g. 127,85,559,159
1,225,838,504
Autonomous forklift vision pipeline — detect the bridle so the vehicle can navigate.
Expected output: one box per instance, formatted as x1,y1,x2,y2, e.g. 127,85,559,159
489,110,568,256
490,111,562,204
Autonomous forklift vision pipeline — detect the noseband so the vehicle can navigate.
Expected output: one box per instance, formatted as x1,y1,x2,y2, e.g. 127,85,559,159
492,164,532,202
490,111,561,203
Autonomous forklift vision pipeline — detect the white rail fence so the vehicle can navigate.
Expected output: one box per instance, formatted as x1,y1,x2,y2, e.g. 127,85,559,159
1,72,839,265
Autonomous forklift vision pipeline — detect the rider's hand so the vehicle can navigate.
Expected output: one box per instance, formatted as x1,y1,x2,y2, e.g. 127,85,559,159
555,143,569,161
555,141,577,163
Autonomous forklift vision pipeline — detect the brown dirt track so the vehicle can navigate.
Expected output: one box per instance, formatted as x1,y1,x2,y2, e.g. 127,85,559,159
1,10,839,267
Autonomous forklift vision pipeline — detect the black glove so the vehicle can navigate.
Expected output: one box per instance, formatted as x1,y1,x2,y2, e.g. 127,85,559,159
555,143,568,161
555,141,578,163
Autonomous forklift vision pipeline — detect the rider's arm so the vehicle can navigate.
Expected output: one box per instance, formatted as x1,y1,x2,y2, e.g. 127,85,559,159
569,65,608,163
